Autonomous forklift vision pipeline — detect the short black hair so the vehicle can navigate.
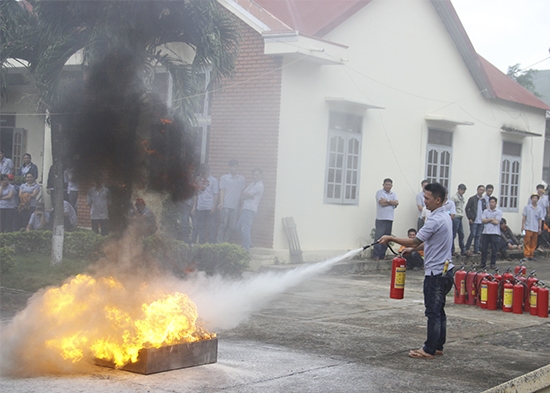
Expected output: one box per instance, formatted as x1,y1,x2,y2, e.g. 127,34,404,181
424,182,447,202
536,184,545,190
407,228,417,235
501,218,507,225
489,196,497,203
421,179,428,185
383,178,393,184
477,185,485,191
486,184,494,190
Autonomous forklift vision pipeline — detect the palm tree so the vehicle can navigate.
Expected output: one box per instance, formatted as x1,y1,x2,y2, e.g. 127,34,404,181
1,0,239,264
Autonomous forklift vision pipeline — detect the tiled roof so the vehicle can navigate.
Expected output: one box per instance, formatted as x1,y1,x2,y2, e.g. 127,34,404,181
478,56,550,111
253,0,371,36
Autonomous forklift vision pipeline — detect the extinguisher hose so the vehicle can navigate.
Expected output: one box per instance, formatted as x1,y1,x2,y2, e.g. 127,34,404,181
362,241,379,251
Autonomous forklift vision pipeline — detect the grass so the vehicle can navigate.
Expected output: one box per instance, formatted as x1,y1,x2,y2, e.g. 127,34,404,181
0,254,93,293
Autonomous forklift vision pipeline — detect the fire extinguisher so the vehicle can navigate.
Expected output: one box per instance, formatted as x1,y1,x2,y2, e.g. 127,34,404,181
465,267,478,306
454,266,466,304
502,280,514,312
525,272,538,313
529,285,539,316
501,267,514,306
512,280,525,314
390,256,407,299
538,284,549,318
487,279,499,310
476,270,489,307
479,277,489,309
515,261,526,277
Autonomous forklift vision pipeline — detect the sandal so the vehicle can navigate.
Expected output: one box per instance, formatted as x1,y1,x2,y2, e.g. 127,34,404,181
408,348,435,359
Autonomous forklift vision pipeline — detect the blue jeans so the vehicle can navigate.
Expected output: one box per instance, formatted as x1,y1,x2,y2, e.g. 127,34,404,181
465,222,483,253
237,209,255,250
423,273,454,356
217,208,238,243
373,219,393,259
452,216,465,254
481,234,500,267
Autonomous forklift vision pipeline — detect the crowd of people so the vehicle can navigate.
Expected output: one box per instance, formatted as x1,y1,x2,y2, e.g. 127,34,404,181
374,178,549,270
182,160,264,251
0,152,264,251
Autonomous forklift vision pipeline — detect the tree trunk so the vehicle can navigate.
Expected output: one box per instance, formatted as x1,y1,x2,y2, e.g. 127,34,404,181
50,114,65,265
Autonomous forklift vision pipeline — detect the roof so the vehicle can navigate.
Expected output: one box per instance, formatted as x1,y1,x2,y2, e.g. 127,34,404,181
478,57,550,111
229,0,550,111
253,0,372,37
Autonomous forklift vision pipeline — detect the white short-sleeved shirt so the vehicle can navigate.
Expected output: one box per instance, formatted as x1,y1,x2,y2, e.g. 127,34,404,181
416,206,453,276
481,208,502,235
375,189,398,221
522,204,544,232
242,180,264,212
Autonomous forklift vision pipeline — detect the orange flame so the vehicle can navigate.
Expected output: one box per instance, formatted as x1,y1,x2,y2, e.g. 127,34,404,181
42,274,214,367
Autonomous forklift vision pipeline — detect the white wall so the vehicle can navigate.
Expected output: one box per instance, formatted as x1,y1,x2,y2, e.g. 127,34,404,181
272,0,545,258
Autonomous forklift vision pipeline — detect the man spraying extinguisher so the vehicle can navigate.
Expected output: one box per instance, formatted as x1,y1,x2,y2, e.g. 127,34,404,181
379,182,454,359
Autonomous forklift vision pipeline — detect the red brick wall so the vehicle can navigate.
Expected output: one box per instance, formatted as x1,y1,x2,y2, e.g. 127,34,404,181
209,18,283,248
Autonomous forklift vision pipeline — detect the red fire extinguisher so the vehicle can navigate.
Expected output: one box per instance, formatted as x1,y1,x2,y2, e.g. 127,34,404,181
529,285,539,316
465,268,477,306
525,273,538,313
538,285,549,318
501,268,514,306
454,266,466,304
476,271,489,307
502,281,513,312
515,262,526,277
479,277,489,309
390,256,407,299
512,281,525,314
487,279,499,310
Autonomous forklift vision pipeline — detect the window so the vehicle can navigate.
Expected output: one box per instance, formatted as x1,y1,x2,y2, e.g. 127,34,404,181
0,114,25,169
500,141,521,211
325,112,362,204
425,129,452,189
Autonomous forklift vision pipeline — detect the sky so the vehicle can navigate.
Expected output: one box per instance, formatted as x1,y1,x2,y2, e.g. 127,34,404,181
451,0,550,73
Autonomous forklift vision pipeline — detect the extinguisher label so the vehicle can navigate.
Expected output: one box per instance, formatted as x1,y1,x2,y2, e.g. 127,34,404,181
530,291,537,308
503,288,513,308
394,267,406,289
460,281,465,296
480,285,488,303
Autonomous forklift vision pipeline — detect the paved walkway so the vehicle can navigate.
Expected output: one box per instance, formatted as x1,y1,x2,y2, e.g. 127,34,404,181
1,255,549,392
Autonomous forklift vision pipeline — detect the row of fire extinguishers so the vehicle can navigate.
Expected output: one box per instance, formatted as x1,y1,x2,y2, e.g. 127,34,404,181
388,255,549,318
453,263,549,318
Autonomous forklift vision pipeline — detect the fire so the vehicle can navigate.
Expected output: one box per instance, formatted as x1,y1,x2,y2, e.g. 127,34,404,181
41,274,214,367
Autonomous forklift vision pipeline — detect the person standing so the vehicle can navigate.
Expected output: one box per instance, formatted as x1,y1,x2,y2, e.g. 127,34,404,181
193,164,219,244
480,196,502,269
87,176,111,236
64,158,79,212
465,185,486,255
0,150,14,175
522,193,544,261
17,153,39,179
18,172,41,230
373,178,399,260
416,180,428,230
378,182,453,359
217,159,245,243
237,168,264,251
450,184,467,256
0,174,16,232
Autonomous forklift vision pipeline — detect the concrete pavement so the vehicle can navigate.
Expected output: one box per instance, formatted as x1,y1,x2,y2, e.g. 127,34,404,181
1,255,549,392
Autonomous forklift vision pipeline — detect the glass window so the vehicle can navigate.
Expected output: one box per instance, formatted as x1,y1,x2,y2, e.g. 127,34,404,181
325,112,362,204
425,129,452,189
500,142,521,211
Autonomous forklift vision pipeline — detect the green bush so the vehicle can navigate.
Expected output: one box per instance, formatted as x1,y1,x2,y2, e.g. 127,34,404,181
0,230,106,259
144,236,249,276
0,246,16,275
